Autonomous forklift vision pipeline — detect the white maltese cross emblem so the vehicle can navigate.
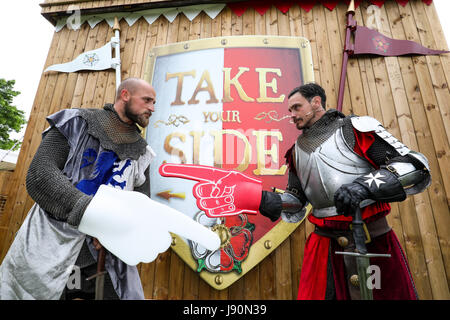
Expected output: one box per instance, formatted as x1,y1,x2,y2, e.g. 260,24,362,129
364,172,386,189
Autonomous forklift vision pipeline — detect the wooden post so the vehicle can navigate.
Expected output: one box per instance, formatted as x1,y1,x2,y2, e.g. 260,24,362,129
337,0,355,112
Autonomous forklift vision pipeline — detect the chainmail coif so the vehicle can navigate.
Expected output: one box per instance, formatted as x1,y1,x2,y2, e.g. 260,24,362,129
79,104,148,160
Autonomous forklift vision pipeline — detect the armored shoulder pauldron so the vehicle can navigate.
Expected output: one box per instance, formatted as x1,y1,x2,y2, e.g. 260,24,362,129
351,116,410,155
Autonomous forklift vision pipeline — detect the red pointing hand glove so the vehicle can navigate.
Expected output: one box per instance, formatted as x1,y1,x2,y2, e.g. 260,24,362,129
159,163,262,218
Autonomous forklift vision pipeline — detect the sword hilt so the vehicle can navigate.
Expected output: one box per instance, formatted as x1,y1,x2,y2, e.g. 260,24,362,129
351,207,368,254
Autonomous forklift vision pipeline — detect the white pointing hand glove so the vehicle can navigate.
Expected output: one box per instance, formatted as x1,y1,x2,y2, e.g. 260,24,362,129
78,184,221,265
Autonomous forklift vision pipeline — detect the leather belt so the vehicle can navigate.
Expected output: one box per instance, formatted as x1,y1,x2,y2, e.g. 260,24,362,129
314,217,391,300
314,217,391,245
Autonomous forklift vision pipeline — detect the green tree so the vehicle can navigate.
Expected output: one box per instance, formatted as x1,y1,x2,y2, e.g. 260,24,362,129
0,79,27,151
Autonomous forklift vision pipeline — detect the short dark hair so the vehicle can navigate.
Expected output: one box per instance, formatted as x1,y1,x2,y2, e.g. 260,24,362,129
288,83,326,108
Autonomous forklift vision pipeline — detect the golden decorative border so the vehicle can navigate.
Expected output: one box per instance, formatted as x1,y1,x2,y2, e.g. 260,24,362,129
142,35,315,290
144,35,314,91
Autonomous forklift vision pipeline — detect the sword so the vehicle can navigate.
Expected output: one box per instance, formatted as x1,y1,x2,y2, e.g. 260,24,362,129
334,168,427,299
86,246,107,300
335,207,391,300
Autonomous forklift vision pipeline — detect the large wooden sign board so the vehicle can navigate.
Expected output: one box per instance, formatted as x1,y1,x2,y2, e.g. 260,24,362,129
144,36,314,289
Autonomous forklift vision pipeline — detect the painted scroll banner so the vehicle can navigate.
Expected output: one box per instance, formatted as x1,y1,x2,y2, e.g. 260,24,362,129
144,36,314,289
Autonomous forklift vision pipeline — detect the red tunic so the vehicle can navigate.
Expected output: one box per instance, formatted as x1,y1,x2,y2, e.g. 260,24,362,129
296,129,418,300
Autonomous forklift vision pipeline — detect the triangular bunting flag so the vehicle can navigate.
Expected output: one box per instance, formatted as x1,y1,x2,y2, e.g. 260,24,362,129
141,8,166,25
142,14,161,25
162,9,179,23
320,0,340,11
396,0,410,6
87,16,104,29
203,4,227,20
124,13,142,26
253,1,271,16
55,18,67,32
369,0,386,7
228,2,250,17
298,0,316,12
64,16,88,31
275,1,295,14
181,5,203,21
105,17,117,28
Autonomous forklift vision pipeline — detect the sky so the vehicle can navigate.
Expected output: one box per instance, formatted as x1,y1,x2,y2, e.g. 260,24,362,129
0,0,449,146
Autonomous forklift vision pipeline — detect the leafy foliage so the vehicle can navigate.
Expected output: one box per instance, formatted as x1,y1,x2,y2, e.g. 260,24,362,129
0,79,27,151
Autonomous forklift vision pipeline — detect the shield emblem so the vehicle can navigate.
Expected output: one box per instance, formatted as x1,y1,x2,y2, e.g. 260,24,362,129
144,36,314,289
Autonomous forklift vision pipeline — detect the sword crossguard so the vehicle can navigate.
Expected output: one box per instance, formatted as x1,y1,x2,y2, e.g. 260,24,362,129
335,250,391,301
335,251,391,259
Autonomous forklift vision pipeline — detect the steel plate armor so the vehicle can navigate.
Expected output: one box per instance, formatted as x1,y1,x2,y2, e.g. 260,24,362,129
295,126,373,218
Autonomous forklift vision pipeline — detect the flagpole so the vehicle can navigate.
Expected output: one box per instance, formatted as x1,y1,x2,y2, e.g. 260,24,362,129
90,16,121,301
112,17,121,90
337,0,356,112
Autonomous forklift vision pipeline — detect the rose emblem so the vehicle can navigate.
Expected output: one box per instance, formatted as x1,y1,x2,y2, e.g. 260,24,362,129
189,212,254,274
372,36,390,53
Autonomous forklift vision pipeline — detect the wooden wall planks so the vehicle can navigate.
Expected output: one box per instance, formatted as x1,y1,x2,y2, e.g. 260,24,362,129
1,0,449,299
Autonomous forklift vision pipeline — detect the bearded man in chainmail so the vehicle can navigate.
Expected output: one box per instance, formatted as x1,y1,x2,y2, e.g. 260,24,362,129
257,83,430,300
0,78,219,300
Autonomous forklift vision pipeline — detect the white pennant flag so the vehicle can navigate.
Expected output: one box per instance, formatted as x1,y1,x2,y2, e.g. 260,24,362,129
45,41,115,73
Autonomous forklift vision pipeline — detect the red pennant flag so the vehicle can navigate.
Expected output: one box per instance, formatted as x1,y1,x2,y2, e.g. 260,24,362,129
353,25,449,56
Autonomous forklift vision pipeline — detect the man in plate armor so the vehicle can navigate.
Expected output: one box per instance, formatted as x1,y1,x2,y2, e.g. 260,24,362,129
258,83,430,300
157,82,430,300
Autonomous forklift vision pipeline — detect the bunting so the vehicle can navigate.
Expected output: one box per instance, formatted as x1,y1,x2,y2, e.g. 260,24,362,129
54,0,434,31
396,0,410,6
226,0,433,17
55,3,226,31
